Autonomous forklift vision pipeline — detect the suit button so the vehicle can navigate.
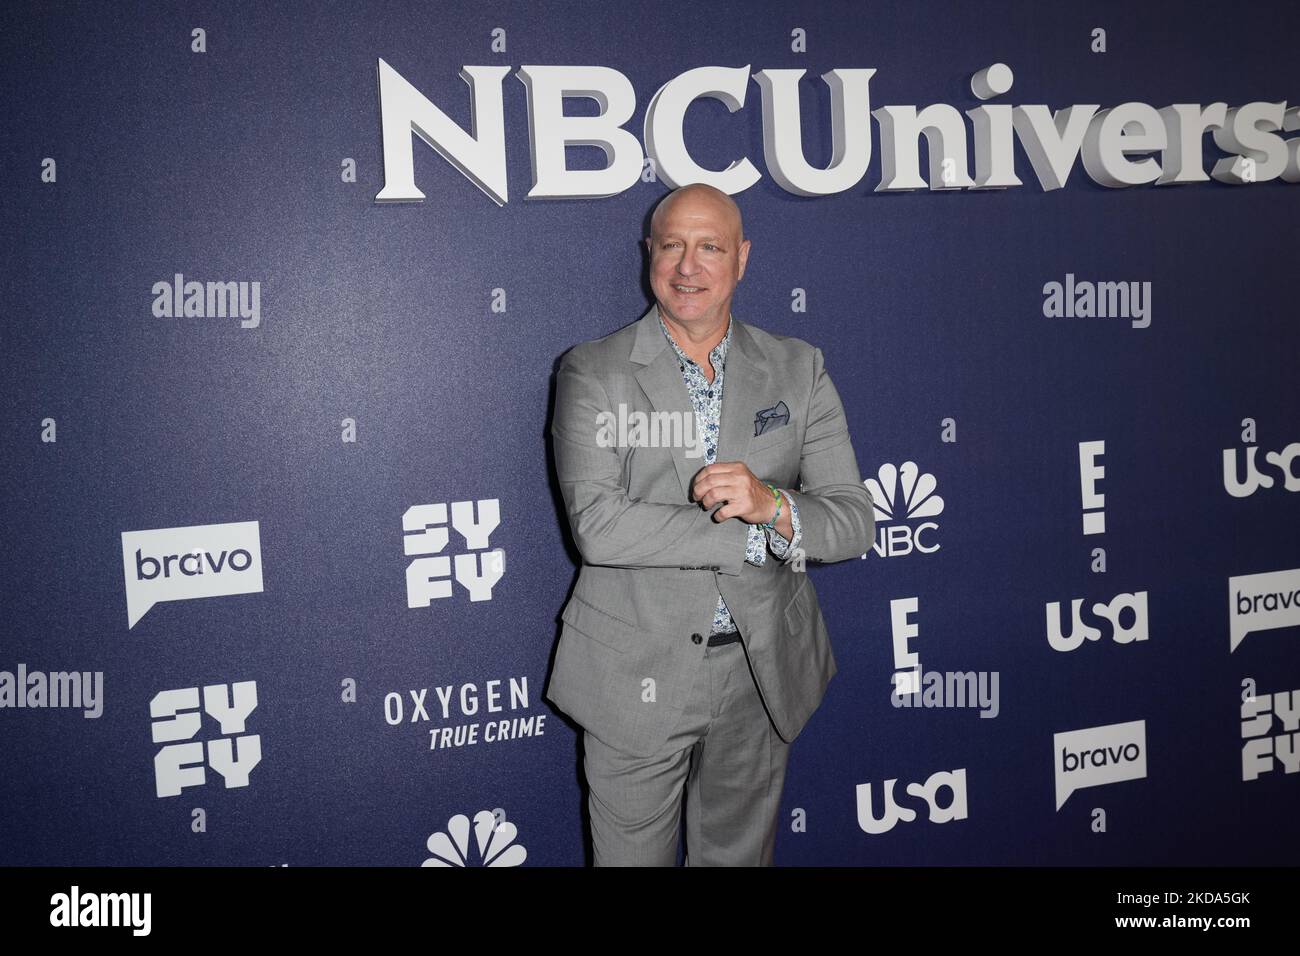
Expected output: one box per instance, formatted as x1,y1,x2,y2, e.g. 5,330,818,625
690,633,703,644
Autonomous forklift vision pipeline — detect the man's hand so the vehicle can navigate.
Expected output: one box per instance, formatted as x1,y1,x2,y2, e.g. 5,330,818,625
692,461,777,524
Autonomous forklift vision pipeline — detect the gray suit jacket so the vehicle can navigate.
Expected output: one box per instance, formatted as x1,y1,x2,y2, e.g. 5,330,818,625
546,303,874,757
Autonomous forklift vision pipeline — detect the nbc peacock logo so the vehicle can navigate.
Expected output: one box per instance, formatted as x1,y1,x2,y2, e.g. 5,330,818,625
421,810,527,866
863,462,944,558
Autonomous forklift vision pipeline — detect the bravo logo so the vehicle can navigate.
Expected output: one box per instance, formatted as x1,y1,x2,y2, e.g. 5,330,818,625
863,462,943,558
1053,719,1147,810
121,521,264,629
1229,568,1300,653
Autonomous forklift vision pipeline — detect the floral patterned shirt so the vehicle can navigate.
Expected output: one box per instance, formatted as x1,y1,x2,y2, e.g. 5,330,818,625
659,314,803,635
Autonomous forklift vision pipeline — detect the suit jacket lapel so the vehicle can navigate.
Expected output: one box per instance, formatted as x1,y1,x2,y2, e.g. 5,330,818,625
632,304,701,500
716,318,768,467
630,303,772,501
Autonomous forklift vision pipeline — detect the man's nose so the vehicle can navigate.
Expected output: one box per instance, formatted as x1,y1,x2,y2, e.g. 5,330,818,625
676,246,700,275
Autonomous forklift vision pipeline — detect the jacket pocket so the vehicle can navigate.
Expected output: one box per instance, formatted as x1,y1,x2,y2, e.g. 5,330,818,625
782,576,816,633
750,425,798,456
560,594,640,653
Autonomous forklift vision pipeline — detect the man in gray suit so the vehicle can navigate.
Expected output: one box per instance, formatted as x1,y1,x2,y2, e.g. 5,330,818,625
547,183,873,865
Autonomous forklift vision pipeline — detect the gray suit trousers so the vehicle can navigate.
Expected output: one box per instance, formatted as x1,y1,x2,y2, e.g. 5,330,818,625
583,635,791,866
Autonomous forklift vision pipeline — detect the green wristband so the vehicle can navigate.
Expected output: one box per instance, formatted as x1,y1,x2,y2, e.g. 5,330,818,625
761,484,783,530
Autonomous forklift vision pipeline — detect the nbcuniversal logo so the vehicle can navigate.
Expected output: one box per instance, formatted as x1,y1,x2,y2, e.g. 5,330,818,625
863,462,944,558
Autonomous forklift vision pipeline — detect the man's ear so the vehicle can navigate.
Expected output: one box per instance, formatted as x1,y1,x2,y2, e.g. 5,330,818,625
736,238,752,281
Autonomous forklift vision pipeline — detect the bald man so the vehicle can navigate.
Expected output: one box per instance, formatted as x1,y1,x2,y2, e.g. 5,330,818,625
547,184,874,866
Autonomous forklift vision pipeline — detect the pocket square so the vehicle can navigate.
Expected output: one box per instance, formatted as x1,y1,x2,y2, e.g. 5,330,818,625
754,400,790,437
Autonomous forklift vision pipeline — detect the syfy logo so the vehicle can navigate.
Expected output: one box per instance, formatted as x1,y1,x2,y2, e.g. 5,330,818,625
403,499,504,604
1229,568,1300,653
863,463,943,558
1241,686,1299,781
855,769,968,835
375,59,1300,204
1053,719,1147,810
1078,440,1106,534
121,521,264,629
151,681,261,799
1223,442,1300,498
1046,590,1148,652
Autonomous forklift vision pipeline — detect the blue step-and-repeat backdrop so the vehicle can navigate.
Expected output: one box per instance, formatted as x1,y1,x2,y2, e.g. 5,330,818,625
2,0,1296,866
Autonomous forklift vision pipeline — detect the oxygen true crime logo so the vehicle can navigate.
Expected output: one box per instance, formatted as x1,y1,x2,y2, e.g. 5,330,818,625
375,59,1300,206
383,675,545,751
121,521,264,629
